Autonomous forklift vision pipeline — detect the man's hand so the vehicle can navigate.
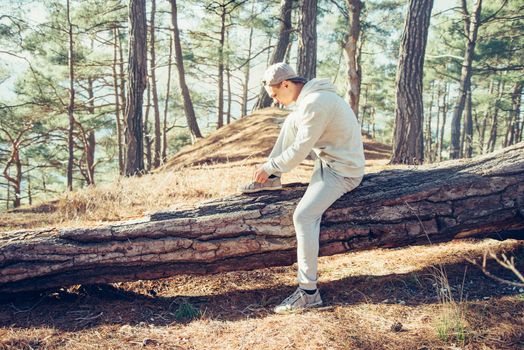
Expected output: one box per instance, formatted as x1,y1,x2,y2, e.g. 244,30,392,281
253,167,269,183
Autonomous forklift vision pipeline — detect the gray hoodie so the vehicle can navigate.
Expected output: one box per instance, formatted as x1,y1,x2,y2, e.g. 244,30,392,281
262,78,365,178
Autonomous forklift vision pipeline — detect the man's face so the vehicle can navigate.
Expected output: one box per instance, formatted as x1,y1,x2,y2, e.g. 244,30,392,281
264,81,294,106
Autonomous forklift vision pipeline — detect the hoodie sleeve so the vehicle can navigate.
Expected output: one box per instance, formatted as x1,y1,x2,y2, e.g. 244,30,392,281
262,100,329,175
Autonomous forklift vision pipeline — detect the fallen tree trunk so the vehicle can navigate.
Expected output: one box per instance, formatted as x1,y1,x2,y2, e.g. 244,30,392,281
1,143,523,294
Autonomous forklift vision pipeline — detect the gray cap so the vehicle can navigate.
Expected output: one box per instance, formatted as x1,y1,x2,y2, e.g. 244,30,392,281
262,62,307,86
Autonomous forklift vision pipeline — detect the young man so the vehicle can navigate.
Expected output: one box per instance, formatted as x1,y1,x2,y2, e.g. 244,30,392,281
240,62,365,314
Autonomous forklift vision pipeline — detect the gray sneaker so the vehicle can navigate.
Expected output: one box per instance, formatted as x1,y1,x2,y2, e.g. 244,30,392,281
273,288,323,314
239,177,282,193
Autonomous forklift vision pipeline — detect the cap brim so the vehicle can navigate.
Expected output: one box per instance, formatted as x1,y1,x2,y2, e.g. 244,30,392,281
287,77,308,84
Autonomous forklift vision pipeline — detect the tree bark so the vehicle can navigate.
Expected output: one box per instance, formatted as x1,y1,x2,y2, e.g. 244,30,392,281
297,0,317,80
343,0,362,118
124,0,147,176
1,142,523,294
169,0,203,143
449,0,482,159
254,0,293,110
390,0,433,165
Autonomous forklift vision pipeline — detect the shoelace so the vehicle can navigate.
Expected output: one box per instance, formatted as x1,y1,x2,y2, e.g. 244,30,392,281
281,289,305,305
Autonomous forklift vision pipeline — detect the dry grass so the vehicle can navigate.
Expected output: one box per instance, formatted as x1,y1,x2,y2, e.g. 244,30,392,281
0,156,392,233
0,158,307,232
1,110,523,349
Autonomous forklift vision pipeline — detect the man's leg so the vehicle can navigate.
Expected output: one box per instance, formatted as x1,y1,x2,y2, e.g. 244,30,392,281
294,165,362,290
274,162,362,313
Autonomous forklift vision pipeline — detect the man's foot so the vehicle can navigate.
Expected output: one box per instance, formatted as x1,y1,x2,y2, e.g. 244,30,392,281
273,288,323,314
239,176,282,193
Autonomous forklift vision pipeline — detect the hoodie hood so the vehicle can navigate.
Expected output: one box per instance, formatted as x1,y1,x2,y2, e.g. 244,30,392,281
296,78,337,105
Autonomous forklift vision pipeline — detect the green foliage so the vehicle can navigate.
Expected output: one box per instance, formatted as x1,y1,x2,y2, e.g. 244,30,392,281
436,308,468,344
174,300,200,322
169,132,192,154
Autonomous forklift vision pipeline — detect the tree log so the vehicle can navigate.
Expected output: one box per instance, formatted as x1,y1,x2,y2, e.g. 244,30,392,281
1,143,523,294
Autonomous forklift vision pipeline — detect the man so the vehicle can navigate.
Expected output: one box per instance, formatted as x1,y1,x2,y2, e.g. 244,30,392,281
240,62,365,314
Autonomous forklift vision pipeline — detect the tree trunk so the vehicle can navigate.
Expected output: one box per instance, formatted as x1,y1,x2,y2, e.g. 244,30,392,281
150,0,162,168
26,158,32,206
390,0,433,165
66,0,75,191
506,82,522,147
464,88,474,158
1,142,523,294
254,0,293,110
438,82,448,162
473,108,483,155
125,0,147,176
487,80,504,153
425,82,434,162
433,84,442,163
85,76,96,185
216,5,226,129
144,78,152,172
169,0,202,143
5,179,9,211
117,28,127,130
86,131,95,184
226,29,232,125
449,0,482,159
112,27,124,175
163,33,173,163
1,134,22,209
360,84,368,135
297,0,317,80
14,152,21,208
480,79,495,154
343,0,362,118
241,24,254,117
515,82,523,143
460,113,466,158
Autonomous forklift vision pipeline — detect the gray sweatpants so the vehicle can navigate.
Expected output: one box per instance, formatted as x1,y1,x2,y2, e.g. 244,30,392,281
269,113,363,290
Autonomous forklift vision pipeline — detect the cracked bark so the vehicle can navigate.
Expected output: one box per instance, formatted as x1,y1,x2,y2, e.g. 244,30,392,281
0,143,523,294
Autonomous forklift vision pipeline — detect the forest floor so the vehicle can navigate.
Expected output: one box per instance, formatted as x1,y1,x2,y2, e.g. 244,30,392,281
0,108,523,349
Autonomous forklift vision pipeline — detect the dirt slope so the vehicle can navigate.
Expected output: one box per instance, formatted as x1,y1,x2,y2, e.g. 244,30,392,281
159,107,391,171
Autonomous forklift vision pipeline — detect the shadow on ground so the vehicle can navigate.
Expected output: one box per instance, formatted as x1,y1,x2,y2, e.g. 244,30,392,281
0,244,522,333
